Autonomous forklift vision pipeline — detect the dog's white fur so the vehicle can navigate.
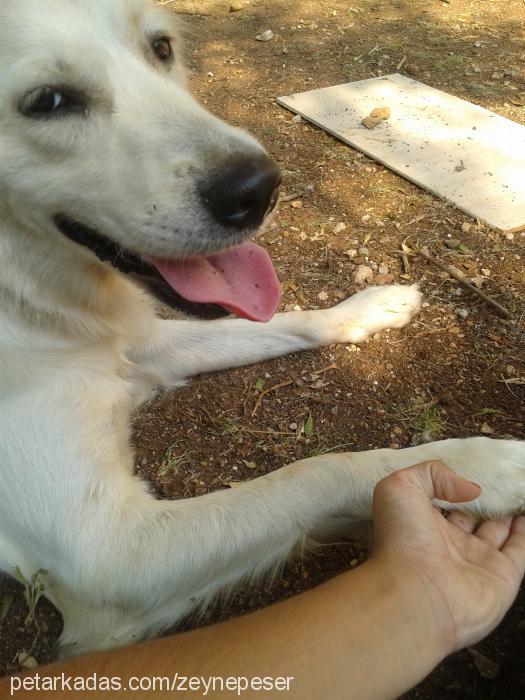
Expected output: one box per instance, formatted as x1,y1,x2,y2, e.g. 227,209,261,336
0,0,523,657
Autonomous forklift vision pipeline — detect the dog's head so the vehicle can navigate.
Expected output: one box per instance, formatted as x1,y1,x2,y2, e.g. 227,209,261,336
0,0,281,321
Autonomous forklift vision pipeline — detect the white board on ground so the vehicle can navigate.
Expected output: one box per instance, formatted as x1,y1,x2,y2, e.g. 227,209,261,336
277,74,525,232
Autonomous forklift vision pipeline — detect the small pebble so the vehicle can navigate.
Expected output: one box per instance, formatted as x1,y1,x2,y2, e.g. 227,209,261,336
375,273,394,285
358,246,369,256
256,29,274,42
352,265,373,285
18,654,38,670
455,307,469,320
445,238,461,249
404,63,419,76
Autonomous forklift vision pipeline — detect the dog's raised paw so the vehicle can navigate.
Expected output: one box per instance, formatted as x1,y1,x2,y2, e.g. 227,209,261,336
331,284,422,344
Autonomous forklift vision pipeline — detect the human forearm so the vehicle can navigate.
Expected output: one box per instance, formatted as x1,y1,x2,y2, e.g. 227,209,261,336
2,561,452,699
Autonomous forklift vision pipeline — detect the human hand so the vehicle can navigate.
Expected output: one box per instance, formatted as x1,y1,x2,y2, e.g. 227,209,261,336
371,461,525,653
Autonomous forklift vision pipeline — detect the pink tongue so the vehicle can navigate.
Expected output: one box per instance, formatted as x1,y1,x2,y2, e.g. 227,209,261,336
149,242,280,322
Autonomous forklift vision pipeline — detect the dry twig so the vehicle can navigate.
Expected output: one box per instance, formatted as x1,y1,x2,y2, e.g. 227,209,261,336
251,380,294,417
400,252,411,273
280,192,301,203
416,247,512,319
251,364,337,417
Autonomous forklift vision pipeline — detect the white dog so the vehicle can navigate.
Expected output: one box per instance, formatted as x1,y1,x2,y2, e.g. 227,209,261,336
0,0,523,657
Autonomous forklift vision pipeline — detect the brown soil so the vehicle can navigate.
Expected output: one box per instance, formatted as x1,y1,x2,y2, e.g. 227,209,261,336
1,0,524,696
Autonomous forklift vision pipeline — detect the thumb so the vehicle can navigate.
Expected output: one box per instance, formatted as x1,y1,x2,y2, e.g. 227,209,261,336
374,460,481,511
372,461,482,550
418,460,481,503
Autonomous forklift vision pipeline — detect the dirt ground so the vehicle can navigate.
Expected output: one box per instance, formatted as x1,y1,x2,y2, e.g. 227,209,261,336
1,0,524,696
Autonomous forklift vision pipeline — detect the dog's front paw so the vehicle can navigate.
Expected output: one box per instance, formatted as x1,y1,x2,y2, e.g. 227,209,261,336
331,284,422,344
428,438,525,519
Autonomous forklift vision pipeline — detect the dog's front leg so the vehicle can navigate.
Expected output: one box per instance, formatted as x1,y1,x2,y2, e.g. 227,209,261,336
129,284,421,384
62,448,389,652
59,437,523,653
117,438,524,621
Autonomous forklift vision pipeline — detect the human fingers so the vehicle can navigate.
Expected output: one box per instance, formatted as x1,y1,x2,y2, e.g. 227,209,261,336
447,511,478,534
501,516,525,579
475,518,513,549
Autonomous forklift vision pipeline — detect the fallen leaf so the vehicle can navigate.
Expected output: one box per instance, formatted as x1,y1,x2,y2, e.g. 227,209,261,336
468,648,500,680
0,594,14,623
17,652,38,670
303,415,314,437
226,480,244,488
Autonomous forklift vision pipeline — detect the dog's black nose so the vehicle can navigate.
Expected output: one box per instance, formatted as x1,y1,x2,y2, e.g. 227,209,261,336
200,154,281,230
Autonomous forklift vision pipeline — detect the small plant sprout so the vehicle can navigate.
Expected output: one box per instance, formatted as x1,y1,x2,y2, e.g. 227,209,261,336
13,566,49,626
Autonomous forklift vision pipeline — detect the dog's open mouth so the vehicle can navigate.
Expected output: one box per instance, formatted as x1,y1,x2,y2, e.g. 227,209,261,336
55,216,281,322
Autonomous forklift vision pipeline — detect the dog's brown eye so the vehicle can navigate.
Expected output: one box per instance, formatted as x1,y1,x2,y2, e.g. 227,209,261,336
153,37,172,62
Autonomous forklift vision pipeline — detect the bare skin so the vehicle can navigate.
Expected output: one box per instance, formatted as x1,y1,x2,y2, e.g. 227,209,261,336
4,461,525,699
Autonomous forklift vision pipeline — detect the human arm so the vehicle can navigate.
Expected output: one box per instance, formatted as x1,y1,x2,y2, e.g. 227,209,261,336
3,461,525,699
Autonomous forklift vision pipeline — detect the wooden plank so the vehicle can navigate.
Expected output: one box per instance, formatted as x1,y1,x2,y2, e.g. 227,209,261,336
277,74,525,232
